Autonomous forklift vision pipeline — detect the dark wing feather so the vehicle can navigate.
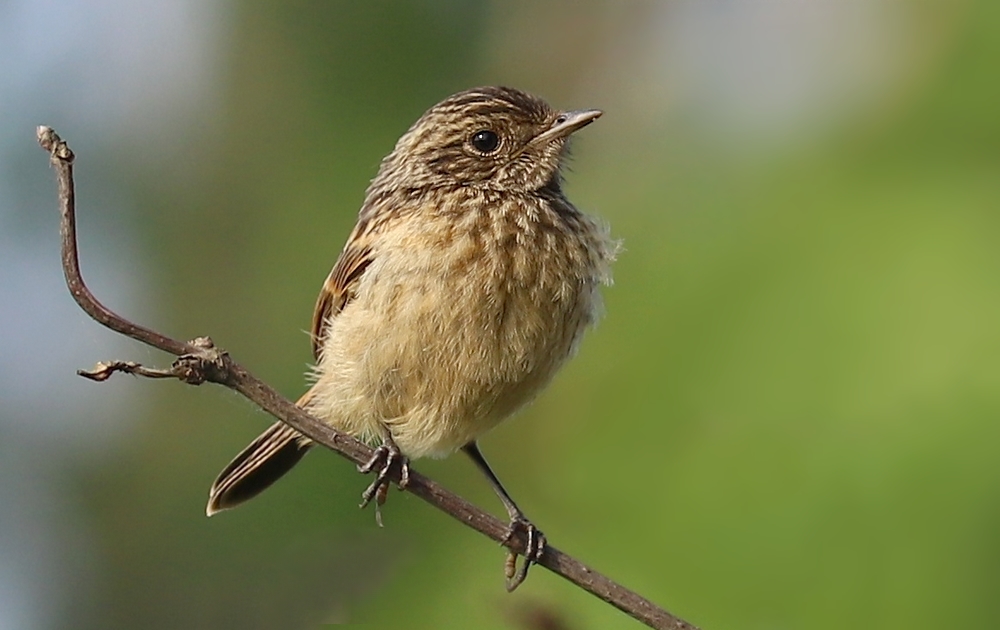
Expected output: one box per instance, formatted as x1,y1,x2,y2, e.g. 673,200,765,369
310,240,373,360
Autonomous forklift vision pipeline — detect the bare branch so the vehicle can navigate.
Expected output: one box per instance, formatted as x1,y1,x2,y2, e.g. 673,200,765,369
78,360,177,381
36,126,699,630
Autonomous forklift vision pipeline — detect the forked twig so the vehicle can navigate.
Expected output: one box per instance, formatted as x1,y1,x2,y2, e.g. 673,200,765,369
36,126,698,630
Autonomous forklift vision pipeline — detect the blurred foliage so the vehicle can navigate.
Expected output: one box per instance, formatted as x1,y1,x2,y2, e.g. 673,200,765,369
30,1,1000,628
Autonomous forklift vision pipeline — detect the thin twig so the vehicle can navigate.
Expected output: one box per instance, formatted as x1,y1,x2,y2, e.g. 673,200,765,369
36,126,699,630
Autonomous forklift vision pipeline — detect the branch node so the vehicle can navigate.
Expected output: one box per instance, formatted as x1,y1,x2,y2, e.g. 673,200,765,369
172,336,232,385
37,126,75,163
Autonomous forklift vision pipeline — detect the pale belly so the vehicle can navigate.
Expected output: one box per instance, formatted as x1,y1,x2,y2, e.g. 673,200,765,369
306,229,601,459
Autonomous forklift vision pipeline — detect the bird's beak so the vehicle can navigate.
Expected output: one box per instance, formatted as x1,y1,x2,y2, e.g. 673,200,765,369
533,109,602,145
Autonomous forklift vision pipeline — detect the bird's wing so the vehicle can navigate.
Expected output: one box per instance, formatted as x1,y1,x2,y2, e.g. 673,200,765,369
310,233,374,361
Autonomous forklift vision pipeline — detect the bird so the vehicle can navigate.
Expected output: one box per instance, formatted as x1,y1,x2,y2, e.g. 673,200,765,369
206,86,617,590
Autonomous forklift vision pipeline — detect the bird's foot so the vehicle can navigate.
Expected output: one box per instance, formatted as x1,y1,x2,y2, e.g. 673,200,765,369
502,515,546,592
358,440,410,526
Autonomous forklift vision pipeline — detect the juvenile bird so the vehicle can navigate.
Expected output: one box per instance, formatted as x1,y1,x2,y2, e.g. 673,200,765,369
207,86,616,589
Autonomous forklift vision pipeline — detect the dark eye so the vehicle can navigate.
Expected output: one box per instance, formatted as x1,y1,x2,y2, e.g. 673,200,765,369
470,129,500,153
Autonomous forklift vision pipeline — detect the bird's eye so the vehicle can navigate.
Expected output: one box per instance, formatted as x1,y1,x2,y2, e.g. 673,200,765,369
470,129,500,154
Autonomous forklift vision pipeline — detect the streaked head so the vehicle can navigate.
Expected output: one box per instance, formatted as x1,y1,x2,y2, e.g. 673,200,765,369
377,86,601,193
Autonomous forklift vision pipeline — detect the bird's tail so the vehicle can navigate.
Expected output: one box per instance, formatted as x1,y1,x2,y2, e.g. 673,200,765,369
206,389,316,516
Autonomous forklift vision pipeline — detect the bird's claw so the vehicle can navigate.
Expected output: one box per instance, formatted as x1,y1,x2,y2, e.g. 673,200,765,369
502,516,546,591
358,440,410,526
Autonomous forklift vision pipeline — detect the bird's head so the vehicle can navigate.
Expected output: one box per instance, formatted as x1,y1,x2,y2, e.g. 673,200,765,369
377,86,601,194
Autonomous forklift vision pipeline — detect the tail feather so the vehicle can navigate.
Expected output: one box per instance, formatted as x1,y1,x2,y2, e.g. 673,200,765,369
207,420,313,516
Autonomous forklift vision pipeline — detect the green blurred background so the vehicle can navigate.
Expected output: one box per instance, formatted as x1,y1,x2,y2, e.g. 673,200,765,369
2,1,999,628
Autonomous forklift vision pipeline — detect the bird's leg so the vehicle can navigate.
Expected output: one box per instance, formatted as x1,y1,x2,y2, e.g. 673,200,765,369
463,442,546,592
358,434,410,526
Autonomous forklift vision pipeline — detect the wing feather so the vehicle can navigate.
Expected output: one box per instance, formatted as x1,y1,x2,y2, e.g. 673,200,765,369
310,237,374,360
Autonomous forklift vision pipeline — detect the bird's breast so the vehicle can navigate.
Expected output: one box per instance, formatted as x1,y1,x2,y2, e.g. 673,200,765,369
318,192,611,457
